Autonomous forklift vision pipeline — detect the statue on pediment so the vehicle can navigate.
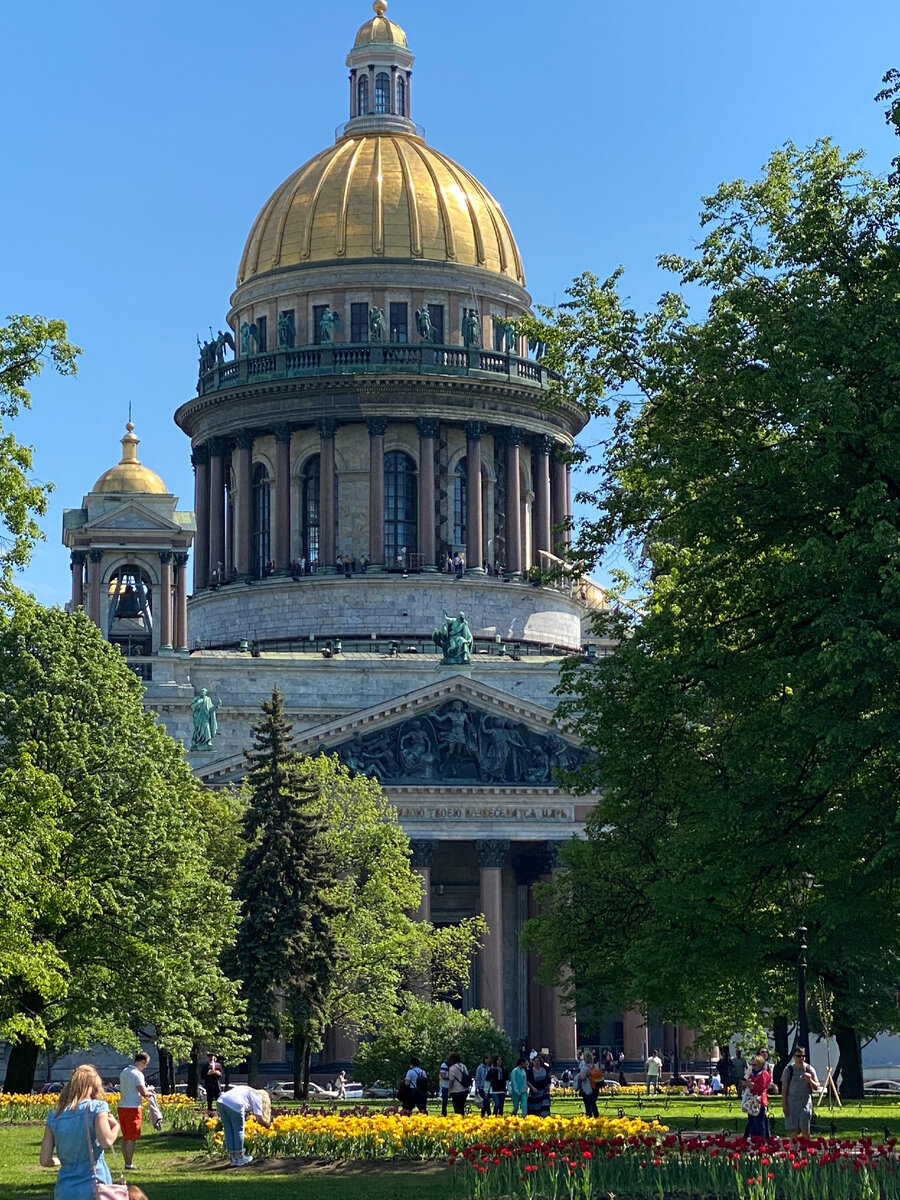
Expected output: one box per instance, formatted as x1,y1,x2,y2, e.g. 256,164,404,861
433,610,473,665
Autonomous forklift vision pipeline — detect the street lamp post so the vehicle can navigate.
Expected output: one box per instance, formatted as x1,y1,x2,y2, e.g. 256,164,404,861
794,871,815,1058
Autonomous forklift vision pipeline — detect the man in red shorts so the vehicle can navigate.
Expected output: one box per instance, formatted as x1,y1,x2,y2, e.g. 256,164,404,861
118,1052,151,1170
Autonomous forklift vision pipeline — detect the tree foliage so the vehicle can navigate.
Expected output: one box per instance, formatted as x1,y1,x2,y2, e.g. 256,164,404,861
0,591,244,1090
521,124,900,1094
0,316,80,572
353,997,512,1090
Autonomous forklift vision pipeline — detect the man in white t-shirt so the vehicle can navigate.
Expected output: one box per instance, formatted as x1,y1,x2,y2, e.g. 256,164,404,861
645,1049,663,1095
118,1052,151,1169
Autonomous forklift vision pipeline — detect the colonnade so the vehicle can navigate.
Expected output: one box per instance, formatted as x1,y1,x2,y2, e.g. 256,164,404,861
70,548,190,652
191,419,573,592
408,837,577,1060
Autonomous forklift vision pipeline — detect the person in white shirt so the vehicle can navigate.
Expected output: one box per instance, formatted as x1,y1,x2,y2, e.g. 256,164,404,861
403,1057,428,1113
118,1053,151,1170
645,1049,663,1095
216,1085,272,1167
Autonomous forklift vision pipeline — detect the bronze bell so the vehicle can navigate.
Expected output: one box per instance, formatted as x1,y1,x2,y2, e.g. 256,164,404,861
114,584,142,620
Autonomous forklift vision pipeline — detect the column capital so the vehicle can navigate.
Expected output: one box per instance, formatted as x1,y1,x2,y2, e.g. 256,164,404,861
409,839,438,869
71,550,87,566
208,435,229,458
552,440,572,461
272,423,293,444
367,416,389,438
417,417,440,439
502,426,524,448
235,429,255,451
158,550,173,565
476,838,509,868
191,443,210,468
174,551,189,567
534,434,554,457
318,418,337,440
465,420,483,442
539,839,568,873
89,548,104,563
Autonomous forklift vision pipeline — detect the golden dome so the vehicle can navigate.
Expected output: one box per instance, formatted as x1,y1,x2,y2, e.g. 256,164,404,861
354,0,407,47
92,423,169,495
238,133,525,285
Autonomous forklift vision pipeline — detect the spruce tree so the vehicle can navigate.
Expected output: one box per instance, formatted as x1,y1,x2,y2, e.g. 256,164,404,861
229,687,337,1095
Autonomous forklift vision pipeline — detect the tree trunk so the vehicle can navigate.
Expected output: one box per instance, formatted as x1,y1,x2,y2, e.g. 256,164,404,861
303,1043,312,1100
4,1038,41,1094
835,1026,863,1099
772,1014,789,1087
187,1046,200,1099
292,1033,307,1100
159,1049,174,1095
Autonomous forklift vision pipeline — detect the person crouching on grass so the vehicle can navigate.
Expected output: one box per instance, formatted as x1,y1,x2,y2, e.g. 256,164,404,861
215,1085,272,1167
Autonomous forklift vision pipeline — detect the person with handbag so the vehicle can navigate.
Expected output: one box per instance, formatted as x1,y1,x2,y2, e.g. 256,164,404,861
742,1054,772,1138
40,1064,124,1199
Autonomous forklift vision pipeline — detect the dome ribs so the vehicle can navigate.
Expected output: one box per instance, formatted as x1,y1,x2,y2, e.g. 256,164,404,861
301,139,356,261
408,137,456,262
441,154,487,269
338,138,368,257
273,152,334,270
372,137,384,255
391,136,422,257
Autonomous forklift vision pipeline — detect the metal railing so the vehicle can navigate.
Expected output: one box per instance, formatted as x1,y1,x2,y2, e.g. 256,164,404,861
197,342,557,396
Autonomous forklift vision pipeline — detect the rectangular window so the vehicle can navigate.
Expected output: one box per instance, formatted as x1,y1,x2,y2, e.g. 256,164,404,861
313,305,329,345
389,303,408,343
428,304,444,344
351,302,369,343
256,315,267,353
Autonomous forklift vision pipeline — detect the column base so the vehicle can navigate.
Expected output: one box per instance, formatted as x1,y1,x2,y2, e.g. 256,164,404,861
465,567,486,577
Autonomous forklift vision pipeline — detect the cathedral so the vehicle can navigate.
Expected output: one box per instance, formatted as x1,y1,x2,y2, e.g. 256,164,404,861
62,2,640,1069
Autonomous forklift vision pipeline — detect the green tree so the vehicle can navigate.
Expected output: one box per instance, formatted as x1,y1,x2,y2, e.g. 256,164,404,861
0,316,80,573
521,125,900,1097
228,689,339,1095
0,592,243,1091
353,997,512,1092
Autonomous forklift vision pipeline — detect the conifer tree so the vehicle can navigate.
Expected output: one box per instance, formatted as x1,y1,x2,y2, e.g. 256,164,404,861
229,687,337,1095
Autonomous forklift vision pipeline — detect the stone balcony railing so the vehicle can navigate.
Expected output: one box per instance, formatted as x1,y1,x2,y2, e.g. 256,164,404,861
197,343,556,397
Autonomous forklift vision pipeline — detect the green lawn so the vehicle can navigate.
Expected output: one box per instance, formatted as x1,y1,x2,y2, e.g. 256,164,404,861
4,1094,900,1200
0,1126,450,1200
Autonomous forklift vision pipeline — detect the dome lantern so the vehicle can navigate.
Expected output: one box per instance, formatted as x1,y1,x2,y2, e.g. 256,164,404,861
344,1,415,138
91,422,169,495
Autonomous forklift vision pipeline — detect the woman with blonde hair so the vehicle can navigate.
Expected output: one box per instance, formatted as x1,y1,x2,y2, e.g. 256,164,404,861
40,1065,121,1198
215,1084,272,1167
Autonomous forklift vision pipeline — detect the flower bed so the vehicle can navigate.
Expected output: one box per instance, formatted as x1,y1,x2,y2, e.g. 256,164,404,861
0,1091,204,1131
205,1111,661,1161
457,1131,900,1200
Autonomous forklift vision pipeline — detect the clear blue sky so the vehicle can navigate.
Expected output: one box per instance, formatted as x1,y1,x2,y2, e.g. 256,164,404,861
4,0,900,606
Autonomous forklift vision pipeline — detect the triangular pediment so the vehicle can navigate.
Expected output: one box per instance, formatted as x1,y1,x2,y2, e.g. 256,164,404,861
82,500,181,534
192,676,587,788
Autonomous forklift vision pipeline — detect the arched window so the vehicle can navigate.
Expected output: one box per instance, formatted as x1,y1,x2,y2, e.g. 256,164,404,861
107,564,153,656
252,464,271,579
396,76,406,117
302,456,320,567
454,458,467,547
375,71,390,114
385,451,417,567
358,75,369,116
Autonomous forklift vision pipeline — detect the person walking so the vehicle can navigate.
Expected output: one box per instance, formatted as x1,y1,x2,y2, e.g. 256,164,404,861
216,1085,272,1167
403,1057,428,1114
576,1050,599,1118
486,1055,508,1115
509,1057,528,1117
781,1045,819,1138
617,1051,627,1086
118,1052,151,1171
644,1049,662,1095
447,1052,470,1115
731,1047,749,1095
526,1053,552,1118
474,1055,491,1116
744,1053,772,1138
439,1060,450,1117
40,1065,121,1199
199,1053,222,1117
716,1047,733,1097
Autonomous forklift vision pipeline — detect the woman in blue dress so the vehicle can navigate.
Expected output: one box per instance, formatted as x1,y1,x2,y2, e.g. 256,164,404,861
41,1064,121,1199
526,1054,552,1118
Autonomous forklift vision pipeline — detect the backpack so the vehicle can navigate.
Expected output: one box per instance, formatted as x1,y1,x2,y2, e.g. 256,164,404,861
415,1069,428,1091
458,1067,473,1090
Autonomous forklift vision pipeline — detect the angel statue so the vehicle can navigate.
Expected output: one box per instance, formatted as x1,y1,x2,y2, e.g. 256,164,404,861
319,306,341,343
369,306,386,342
415,308,433,343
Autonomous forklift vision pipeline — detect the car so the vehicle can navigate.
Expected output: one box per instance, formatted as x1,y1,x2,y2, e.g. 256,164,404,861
362,1081,396,1099
864,1079,900,1094
35,1082,64,1095
266,1080,344,1100
173,1083,207,1100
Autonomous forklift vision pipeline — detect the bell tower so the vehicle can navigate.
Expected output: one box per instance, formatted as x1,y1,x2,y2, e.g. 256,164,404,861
62,423,196,679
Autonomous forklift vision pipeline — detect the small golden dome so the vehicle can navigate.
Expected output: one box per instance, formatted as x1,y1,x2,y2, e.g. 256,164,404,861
238,133,525,284
92,423,169,495
354,1,407,48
